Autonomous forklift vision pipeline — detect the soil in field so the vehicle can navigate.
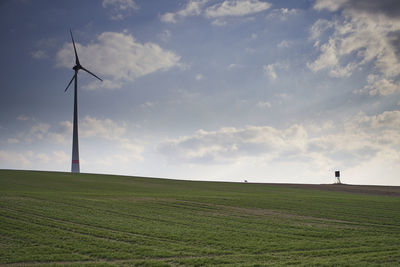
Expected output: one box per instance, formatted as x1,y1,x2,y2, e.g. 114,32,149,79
264,183,400,197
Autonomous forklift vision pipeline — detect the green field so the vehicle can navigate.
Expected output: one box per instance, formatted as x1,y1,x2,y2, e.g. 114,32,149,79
1,170,400,266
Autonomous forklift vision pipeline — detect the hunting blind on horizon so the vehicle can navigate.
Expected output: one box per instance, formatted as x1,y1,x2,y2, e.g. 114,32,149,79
335,171,341,184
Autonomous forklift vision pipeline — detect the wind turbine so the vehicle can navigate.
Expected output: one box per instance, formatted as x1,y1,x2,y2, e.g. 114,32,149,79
64,30,102,173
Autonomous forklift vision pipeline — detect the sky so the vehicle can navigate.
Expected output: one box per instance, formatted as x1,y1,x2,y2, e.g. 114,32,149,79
1,0,400,185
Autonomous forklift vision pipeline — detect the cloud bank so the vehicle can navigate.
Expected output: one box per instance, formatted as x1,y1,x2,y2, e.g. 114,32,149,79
102,0,139,20
309,0,400,96
0,115,143,171
160,0,271,24
158,111,400,171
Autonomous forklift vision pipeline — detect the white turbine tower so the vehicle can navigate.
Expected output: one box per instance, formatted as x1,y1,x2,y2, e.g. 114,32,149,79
64,30,103,173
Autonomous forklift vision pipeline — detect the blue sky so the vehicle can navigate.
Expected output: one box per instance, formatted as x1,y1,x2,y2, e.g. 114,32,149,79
1,0,400,185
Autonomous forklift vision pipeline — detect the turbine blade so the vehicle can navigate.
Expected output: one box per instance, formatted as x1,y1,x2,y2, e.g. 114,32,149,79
64,74,76,92
81,67,103,82
70,29,80,66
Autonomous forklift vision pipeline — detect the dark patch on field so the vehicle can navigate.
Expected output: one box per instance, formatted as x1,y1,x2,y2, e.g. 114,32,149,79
263,183,400,197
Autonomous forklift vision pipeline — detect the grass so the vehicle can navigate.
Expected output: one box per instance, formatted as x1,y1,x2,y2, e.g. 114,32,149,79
0,169,400,266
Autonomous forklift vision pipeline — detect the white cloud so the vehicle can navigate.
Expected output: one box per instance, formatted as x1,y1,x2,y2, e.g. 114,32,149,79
257,101,272,109
356,110,400,130
158,29,171,42
280,8,299,15
0,150,69,169
0,150,33,167
36,153,50,164
309,19,334,40
79,116,144,160
13,116,140,154
309,1,400,94
59,121,72,133
279,8,298,15
160,0,271,24
80,116,126,140
227,63,243,70
158,124,308,164
7,138,19,144
245,47,256,54
102,0,139,20
140,101,156,108
11,117,134,147
307,39,338,72
7,120,70,145
313,0,400,16
195,73,204,81
211,18,227,26
205,0,271,18
313,0,348,12
16,115,29,121
31,50,48,59
21,122,70,144
263,62,288,81
94,142,144,168
160,0,208,23
158,110,400,172
84,79,123,91
361,74,400,96
27,123,51,142
95,154,130,167
119,140,144,160
56,31,181,89
263,64,277,80
329,62,357,78
276,93,292,102
52,150,69,164
2,115,145,171
160,12,177,23
277,40,291,48
177,0,206,16
267,8,298,21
